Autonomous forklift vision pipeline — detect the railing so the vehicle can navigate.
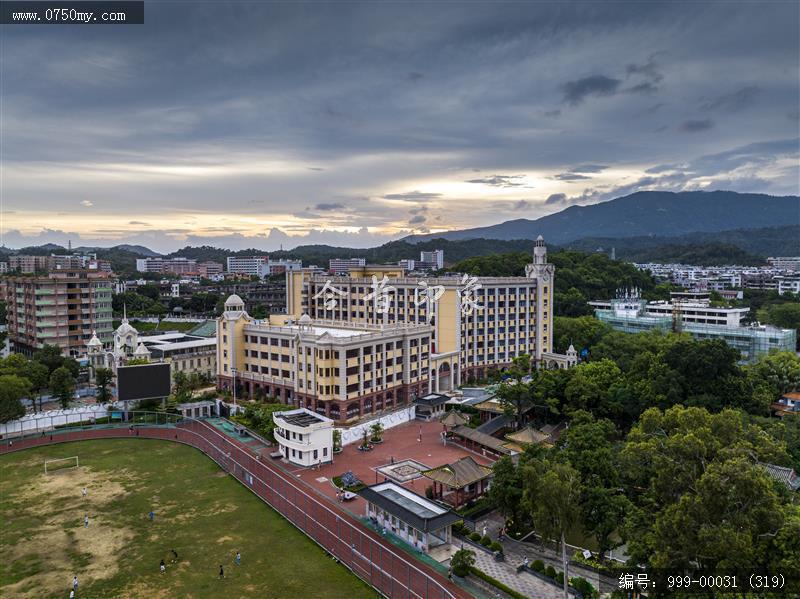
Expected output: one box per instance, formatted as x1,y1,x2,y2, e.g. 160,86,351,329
0,413,465,599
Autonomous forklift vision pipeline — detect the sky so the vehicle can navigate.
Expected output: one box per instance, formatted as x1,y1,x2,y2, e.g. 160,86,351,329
1,0,798,253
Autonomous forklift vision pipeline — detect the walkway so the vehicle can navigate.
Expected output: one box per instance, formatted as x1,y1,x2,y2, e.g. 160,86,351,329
470,548,566,599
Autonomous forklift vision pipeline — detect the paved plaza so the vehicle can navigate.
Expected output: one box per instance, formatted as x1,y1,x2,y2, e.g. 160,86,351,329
285,418,494,514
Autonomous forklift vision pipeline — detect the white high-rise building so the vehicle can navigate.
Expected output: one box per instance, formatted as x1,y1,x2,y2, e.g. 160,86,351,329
419,250,444,270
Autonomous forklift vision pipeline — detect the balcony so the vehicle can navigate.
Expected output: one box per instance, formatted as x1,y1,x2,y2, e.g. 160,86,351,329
274,429,312,449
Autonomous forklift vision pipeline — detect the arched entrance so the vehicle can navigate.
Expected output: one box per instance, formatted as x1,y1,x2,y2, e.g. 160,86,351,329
437,362,452,392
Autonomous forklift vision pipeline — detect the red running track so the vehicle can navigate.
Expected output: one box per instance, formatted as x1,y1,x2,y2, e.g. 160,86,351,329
0,422,470,599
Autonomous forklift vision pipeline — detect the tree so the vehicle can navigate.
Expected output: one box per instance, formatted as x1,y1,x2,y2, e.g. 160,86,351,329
488,456,523,524
332,429,342,452
450,548,476,577
369,421,384,442
620,406,793,572
496,354,535,428
748,351,800,397
561,411,629,561
564,359,626,421
95,368,114,404
49,366,76,409
523,458,581,598
0,374,30,423
34,344,67,375
22,360,49,414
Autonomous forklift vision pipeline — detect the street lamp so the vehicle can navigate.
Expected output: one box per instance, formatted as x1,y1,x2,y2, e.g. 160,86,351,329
231,367,238,415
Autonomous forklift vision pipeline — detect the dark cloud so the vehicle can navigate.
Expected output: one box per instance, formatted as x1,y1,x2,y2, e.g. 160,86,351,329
512,200,531,211
128,220,150,225
679,119,715,132
408,206,428,215
465,175,527,187
561,75,621,105
382,191,443,201
626,82,659,95
545,193,567,205
1,2,797,248
313,202,345,211
408,214,427,225
570,164,608,173
554,173,591,181
700,85,760,112
645,163,681,174
626,54,664,83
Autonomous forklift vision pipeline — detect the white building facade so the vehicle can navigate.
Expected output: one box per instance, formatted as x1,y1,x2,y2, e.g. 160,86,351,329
273,408,334,467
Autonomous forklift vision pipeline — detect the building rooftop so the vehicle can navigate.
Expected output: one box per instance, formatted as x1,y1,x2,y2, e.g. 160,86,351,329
422,456,493,489
274,407,332,428
358,481,461,532
451,425,515,455
414,393,450,407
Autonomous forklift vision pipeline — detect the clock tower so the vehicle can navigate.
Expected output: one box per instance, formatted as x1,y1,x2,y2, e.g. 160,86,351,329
525,235,555,361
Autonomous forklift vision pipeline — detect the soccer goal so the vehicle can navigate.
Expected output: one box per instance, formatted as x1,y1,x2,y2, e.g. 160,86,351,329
44,456,80,474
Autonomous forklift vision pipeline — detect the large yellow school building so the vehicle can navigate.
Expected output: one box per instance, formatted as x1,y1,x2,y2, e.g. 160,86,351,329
217,237,575,422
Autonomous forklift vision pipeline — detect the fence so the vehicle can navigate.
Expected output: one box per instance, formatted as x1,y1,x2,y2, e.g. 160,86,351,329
0,405,115,438
338,406,417,446
0,414,466,599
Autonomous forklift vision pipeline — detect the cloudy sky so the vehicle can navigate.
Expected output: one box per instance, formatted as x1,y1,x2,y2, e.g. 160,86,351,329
2,0,798,252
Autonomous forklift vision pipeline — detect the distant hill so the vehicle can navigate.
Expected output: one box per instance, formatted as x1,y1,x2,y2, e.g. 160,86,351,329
566,225,799,264
405,190,800,244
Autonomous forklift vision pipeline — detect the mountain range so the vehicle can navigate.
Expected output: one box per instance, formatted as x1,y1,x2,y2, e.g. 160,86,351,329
1,191,797,270
405,190,799,244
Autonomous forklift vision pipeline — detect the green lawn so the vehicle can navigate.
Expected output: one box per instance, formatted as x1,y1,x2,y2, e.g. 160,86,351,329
0,439,376,599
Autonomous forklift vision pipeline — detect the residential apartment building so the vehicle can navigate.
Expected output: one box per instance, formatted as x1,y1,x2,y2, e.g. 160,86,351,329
4,270,114,357
767,257,800,271
329,257,366,274
226,256,270,276
218,296,431,421
136,257,198,275
8,255,50,273
198,261,224,277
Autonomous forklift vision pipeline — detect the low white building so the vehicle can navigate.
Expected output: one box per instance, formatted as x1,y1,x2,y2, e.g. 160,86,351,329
273,408,334,467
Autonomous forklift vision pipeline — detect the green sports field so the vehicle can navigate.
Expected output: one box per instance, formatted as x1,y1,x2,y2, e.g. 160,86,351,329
0,439,376,598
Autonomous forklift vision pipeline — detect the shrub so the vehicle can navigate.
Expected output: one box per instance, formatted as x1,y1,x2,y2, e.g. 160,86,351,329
571,576,597,598
532,560,545,573
489,541,503,553
450,549,476,577
468,567,529,599
545,565,556,579
451,520,465,535
480,535,492,547
556,572,564,585
469,532,481,542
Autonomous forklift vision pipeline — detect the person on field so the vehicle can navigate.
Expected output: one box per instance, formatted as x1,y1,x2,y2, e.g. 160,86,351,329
81,487,87,498
149,510,155,521
160,559,166,574
219,564,224,579
171,549,178,563
83,514,89,528
72,575,78,590
235,551,241,566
